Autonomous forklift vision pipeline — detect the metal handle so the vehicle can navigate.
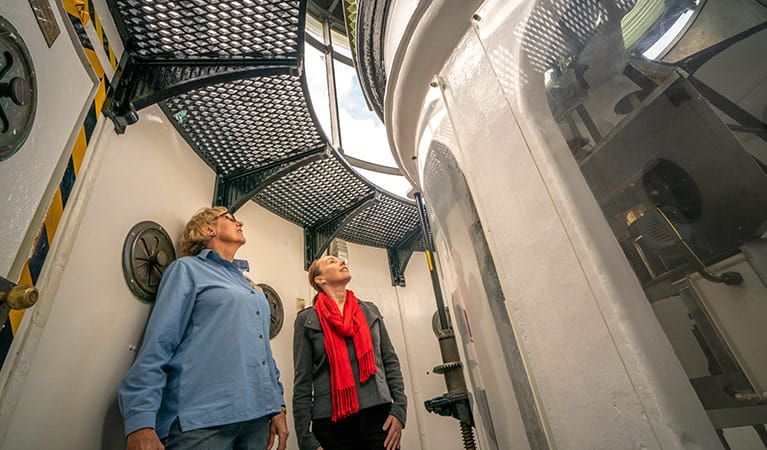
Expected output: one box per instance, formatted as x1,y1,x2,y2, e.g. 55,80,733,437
0,284,39,310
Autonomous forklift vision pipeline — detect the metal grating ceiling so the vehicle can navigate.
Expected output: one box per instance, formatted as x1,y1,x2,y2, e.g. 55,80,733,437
253,156,372,226
107,0,423,257
164,74,323,175
338,195,420,248
112,0,301,58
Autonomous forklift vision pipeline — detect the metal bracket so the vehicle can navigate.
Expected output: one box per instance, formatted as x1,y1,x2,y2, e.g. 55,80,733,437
687,75,767,144
424,392,474,427
304,191,381,270
678,284,756,396
678,22,767,75
103,51,300,134
386,226,421,286
214,145,329,213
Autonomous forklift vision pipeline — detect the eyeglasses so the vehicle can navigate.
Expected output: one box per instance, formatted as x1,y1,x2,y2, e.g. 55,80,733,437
215,211,237,223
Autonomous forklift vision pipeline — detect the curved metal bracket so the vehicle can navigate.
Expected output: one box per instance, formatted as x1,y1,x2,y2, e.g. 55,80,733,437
304,191,381,269
387,225,421,286
103,51,300,133
215,145,329,213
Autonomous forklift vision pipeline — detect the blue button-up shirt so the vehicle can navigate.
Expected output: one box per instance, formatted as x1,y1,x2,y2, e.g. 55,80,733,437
118,249,284,438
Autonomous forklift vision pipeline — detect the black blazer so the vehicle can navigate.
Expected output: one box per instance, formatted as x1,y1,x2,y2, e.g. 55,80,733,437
292,300,407,450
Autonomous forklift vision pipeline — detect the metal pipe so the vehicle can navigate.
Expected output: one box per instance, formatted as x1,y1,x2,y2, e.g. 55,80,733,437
414,192,477,450
414,192,450,331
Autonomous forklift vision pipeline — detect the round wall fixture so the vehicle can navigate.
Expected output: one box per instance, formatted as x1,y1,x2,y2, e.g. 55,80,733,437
123,221,176,302
257,283,284,339
0,16,37,161
431,308,453,337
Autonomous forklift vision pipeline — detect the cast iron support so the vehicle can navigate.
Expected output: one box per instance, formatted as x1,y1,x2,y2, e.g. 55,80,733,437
214,145,329,213
386,226,421,286
304,192,380,269
103,50,299,134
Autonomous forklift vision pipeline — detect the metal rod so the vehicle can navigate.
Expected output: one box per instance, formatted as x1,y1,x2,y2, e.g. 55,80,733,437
322,18,343,150
414,192,449,331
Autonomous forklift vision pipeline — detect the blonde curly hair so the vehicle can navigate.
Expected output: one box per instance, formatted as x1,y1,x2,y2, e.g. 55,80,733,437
179,206,228,256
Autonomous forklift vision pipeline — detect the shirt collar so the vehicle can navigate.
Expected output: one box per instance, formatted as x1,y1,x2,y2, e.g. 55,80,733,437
197,249,250,272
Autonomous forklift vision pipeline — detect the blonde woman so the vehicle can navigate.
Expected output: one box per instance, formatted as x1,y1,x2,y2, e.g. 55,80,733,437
119,207,288,450
293,255,407,450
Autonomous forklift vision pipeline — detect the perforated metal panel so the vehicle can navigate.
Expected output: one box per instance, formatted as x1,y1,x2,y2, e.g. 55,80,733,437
254,156,372,225
110,0,301,58
521,0,636,73
108,0,423,253
164,74,323,175
338,194,421,248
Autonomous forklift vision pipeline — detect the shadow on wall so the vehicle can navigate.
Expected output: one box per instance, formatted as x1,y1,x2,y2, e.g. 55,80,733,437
101,397,125,449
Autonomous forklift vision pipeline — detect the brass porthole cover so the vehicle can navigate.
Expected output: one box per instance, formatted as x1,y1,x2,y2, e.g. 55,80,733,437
257,283,284,339
123,221,176,302
0,16,37,161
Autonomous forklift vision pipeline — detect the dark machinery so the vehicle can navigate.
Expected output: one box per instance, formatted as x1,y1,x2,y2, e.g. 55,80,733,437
415,192,477,450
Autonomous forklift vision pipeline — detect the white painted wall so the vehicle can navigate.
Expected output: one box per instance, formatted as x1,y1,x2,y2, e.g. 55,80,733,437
2,105,216,449
1,102,459,448
0,0,97,277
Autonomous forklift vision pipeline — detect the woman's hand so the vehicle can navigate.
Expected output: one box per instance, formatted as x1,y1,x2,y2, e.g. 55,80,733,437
126,428,164,450
382,415,403,450
268,412,289,450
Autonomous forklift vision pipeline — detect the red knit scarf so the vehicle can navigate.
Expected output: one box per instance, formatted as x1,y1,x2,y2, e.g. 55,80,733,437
315,290,377,421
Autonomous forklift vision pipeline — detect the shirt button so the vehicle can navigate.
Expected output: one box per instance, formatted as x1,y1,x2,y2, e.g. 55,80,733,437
250,290,255,294
259,334,263,339
256,311,260,315
262,361,266,365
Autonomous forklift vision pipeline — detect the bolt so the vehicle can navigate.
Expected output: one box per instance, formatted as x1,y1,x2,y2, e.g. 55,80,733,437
0,77,31,105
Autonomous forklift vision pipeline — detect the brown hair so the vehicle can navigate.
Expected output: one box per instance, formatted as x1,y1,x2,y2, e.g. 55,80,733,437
307,258,324,304
308,258,324,291
178,206,228,256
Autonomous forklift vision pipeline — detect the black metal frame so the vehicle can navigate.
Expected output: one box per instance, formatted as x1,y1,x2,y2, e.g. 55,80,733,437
103,0,308,133
304,191,380,269
351,0,389,121
103,0,423,283
387,226,421,286
215,144,329,213
103,54,300,134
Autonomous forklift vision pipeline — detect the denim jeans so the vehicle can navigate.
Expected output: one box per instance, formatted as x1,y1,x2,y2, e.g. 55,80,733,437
164,415,271,450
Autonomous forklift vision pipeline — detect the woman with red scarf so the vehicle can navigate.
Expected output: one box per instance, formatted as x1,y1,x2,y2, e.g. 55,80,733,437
293,255,407,450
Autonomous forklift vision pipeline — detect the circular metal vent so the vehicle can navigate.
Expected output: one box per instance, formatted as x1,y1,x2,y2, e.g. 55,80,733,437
257,283,284,339
123,221,176,302
0,16,37,161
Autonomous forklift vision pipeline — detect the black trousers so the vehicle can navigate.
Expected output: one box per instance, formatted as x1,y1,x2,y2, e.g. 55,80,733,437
312,403,392,450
